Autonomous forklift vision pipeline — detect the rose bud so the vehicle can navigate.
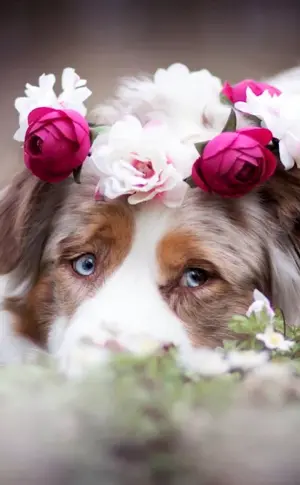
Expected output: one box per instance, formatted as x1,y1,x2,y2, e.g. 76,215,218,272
24,107,91,183
191,127,277,198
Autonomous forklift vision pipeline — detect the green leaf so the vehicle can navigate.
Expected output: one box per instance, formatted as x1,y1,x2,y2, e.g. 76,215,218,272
194,140,209,156
288,326,300,342
228,308,274,339
228,315,250,334
290,342,300,357
243,113,262,126
228,313,265,336
89,124,109,144
219,93,232,105
222,108,237,133
222,339,239,351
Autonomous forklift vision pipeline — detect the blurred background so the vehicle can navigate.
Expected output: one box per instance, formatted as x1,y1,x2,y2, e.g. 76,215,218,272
0,0,300,186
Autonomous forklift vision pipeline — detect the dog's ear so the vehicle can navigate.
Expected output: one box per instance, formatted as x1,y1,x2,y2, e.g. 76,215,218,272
0,169,70,289
261,166,300,232
259,168,300,326
255,66,300,324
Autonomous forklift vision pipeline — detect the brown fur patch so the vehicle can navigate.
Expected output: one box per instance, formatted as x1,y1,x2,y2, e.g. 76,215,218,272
9,200,134,345
0,170,70,282
5,274,53,346
157,231,218,284
157,230,254,347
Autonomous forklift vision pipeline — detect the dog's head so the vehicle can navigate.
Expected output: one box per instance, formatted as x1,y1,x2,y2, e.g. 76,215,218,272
1,68,300,360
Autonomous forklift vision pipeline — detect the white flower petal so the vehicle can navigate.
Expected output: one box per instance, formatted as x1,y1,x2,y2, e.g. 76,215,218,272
93,114,192,206
14,96,31,116
256,327,295,351
282,130,300,168
39,73,56,91
234,101,251,114
13,68,91,143
234,87,300,174
127,192,154,205
59,86,91,105
253,289,269,304
246,300,265,317
162,181,188,208
13,123,27,142
246,290,274,319
61,67,78,91
279,140,295,170
154,63,190,89
75,79,87,88
167,141,199,178
109,116,142,151
167,63,190,77
24,83,39,97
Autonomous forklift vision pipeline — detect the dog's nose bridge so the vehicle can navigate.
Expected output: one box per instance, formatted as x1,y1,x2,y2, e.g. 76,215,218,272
97,272,162,318
85,267,188,345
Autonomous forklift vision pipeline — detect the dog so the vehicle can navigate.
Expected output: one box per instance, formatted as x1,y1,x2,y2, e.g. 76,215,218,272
1,65,300,370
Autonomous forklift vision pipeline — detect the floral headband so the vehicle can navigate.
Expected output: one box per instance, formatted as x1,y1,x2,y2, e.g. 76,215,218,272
13,64,298,207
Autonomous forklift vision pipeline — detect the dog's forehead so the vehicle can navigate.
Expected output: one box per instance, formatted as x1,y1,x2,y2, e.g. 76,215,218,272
51,183,254,255
60,185,232,236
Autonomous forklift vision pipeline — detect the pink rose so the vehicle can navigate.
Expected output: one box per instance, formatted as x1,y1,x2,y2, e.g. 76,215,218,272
191,127,277,198
221,80,281,104
24,107,91,183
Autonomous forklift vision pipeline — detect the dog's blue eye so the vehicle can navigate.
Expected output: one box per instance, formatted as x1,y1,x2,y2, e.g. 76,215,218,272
72,254,96,276
180,268,208,288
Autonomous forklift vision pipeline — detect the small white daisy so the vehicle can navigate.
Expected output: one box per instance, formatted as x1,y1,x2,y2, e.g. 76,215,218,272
256,326,295,351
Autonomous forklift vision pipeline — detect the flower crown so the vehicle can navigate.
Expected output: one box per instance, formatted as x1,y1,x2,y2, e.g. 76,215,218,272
14,64,298,207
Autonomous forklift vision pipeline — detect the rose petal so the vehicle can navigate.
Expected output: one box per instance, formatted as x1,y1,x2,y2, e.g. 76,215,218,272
221,81,234,102
236,145,261,157
24,153,73,183
28,110,65,134
202,132,238,160
218,150,239,176
28,107,58,125
260,148,277,181
238,127,273,146
234,152,258,165
63,109,89,131
191,160,211,193
43,123,64,140
234,158,261,184
51,118,77,142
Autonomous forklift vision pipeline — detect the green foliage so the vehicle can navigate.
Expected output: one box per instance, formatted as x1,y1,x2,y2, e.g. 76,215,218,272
89,124,109,143
226,305,300,362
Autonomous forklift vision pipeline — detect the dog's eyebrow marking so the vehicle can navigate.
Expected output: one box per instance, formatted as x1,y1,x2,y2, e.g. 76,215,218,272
157,230,214,283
